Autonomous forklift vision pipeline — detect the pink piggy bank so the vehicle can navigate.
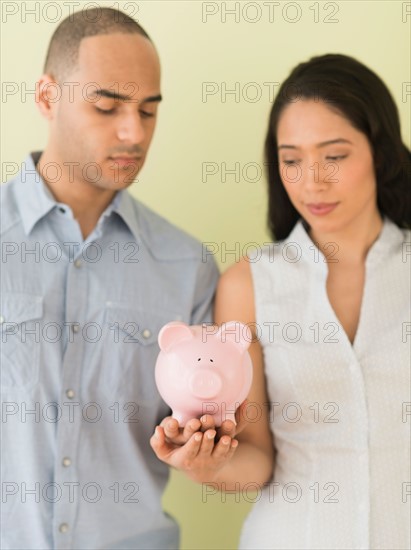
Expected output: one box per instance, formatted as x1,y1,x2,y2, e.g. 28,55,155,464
155,321,253,426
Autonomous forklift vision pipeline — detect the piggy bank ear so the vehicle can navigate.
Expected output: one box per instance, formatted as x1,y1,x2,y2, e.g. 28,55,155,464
215,321,252,352
158,321,194,352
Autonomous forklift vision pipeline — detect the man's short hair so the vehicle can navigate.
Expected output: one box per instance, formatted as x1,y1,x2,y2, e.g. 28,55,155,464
43,7,152,81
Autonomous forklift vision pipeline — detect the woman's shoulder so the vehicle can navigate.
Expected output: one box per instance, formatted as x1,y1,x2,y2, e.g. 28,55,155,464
218,257,253,293
215,258,255,324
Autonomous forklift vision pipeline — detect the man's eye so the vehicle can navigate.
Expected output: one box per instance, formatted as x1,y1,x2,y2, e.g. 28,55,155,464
96,107,115,115
140,110,155,119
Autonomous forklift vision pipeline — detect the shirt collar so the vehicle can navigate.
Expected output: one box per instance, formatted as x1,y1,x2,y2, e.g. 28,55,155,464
15,151,140,241
14,152,58,236
110,188,141,242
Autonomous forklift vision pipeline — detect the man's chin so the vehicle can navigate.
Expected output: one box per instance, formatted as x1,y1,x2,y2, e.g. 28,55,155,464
105,161,142,187
103,168,141,189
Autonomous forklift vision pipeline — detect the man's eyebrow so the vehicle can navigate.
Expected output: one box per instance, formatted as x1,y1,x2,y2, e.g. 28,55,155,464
278,138,352,150
91,89,162,103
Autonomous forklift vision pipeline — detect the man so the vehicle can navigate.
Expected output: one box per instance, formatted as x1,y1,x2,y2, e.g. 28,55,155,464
1,7,218,549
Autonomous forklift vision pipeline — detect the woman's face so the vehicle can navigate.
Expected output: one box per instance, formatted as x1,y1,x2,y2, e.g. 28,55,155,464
276,99,380,237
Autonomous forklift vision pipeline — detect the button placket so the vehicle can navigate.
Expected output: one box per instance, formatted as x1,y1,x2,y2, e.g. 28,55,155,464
54,254,87,546
142,328,151,339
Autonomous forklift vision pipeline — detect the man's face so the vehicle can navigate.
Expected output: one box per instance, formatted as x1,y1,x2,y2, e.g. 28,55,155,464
50,33,161,190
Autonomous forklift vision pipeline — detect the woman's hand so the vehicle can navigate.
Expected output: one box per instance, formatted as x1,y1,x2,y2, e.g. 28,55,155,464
150,403,248,484
151,258,275,489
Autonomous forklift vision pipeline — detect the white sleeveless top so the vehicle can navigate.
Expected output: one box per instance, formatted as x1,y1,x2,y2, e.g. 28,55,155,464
240,218,411,550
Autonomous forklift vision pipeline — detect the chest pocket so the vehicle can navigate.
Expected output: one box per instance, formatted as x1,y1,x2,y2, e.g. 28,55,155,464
101,303,181,404
1,293,43,392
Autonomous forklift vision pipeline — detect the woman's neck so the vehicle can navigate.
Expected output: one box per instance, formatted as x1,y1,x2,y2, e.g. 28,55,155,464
308,208,384,265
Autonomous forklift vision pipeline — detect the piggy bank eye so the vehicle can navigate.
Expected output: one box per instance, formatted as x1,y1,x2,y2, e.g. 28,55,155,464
197,358,201,361
209,359,214,362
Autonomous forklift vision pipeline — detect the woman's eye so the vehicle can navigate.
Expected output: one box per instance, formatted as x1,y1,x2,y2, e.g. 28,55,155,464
325,155,347,161
282,159,299,165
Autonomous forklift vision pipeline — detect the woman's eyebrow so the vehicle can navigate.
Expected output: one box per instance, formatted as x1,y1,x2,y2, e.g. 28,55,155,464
317,138,352,147
278,138,352,150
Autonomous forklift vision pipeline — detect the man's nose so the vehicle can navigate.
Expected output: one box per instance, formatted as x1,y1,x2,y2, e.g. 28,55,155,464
117,113,145,144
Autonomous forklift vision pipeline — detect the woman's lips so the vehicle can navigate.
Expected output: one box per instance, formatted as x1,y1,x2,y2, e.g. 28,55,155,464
306,202,339,216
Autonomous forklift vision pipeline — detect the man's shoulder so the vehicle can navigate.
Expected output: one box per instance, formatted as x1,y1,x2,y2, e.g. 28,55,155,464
129,194,207,263
1,178,21,235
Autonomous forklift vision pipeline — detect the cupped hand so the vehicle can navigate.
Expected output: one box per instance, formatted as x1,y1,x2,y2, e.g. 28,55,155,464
150,400,249,483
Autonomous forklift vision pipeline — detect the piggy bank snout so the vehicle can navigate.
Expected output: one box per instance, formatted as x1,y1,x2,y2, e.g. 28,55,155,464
189,369,222,399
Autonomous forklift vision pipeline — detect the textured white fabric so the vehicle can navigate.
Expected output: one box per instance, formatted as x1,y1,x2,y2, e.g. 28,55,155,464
240,218,411,550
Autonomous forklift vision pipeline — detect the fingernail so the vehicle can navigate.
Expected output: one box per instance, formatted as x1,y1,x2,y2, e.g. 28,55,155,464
207,430,216,439
194,433,202,442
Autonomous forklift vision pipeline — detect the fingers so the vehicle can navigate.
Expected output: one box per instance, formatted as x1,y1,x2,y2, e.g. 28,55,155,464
182,418,202,440
160,416,202,445
161,417,180,440
218,419,237,440
197,430,238,465
151,424,239,481
179,432,204,467
200,414,216,432
150,426,204,467
196,429,217,457
150,426,174,462
211,434,239,462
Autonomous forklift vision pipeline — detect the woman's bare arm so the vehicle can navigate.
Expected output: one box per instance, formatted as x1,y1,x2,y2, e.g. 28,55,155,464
150,258,275,490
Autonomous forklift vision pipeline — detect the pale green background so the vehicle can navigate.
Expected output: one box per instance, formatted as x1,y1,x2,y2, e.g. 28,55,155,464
1,1,410,548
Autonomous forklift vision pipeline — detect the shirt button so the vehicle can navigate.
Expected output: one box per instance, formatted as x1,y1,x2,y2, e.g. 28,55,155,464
74,259,82,268
142,329,151,339
62,457,72,467
66,389,75,399
59,523,69,533
0,315,4,324
59,207,66,214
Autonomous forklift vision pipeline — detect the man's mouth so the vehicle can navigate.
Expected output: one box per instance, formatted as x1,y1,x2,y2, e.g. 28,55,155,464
109,156,142,167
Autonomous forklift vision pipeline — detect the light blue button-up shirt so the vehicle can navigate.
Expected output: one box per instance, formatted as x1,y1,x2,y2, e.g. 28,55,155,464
1,152,219,549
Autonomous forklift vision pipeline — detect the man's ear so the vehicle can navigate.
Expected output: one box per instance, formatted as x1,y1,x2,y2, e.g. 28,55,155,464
36,74,60,120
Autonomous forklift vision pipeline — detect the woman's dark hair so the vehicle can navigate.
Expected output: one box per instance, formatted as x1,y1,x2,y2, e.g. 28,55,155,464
265,53,411,240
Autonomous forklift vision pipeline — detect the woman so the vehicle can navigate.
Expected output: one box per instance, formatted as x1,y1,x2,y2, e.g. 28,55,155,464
151,54,411,549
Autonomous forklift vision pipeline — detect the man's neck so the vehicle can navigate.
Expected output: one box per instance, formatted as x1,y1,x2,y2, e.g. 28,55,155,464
37,150,117,240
